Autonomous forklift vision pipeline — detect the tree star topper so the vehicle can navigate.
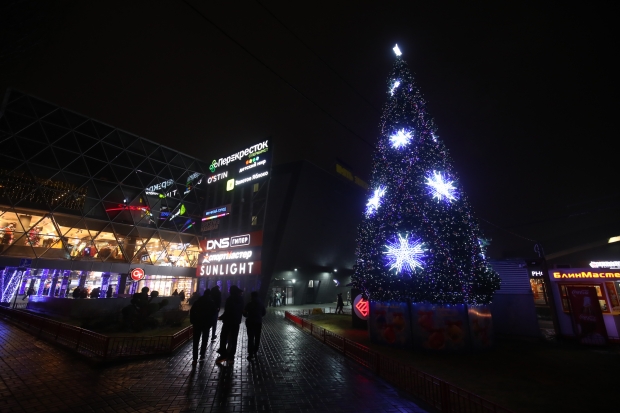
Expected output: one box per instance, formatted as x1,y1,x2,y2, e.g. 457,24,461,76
384,233,426,275
366,186,386,216
390,129,412,149
393,44,402,56
426,170,458,202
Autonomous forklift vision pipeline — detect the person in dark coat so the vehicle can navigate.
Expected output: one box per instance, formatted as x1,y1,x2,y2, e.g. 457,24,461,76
179,290,185,303
72,286,81,299
189,289,217,365
210,285,222,341
90,287,100,299
243,291,266,360
106,285,114,298
216,285,244,365
336,293,344,314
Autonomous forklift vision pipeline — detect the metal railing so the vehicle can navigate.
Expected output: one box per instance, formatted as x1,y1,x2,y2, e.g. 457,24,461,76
285,310,512,413
286,306,352,316
0,306,193,361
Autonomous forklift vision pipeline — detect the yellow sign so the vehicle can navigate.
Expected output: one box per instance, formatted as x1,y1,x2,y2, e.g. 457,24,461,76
553,271,620,279
226,179,235,191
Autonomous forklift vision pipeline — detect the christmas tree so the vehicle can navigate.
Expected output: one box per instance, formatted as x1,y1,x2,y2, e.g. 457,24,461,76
353,45,500,305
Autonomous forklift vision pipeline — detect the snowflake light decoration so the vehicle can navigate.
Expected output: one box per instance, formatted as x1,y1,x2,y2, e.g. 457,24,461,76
426,170,458,202
390,80,401,96
384,233,426,275
389,129,412,149
366,186,386,216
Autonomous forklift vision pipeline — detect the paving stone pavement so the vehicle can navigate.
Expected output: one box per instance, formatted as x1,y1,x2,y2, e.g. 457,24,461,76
0,309,428,413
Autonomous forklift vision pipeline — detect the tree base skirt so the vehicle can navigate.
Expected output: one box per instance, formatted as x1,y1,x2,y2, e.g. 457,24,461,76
368,301,494,351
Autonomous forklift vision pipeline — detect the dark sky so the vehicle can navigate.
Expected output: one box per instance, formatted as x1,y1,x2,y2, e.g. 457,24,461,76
1,1,617,259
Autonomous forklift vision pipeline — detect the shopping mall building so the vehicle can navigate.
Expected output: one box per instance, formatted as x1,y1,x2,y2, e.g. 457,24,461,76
0,90,208,301
1,89,365,308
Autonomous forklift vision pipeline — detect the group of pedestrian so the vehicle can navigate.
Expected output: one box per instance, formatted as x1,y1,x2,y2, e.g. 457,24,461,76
171,289,186,303
268,290,285,307
189,285,265,367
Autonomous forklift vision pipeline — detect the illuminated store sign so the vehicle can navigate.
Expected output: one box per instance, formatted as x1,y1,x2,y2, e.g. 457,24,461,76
353,294,369,319
202,250,253,262
529,270,544,278
239,159,267,173
207,171,228,184
198,261,261,276
197,231,263,276
204,234,251,251
553,271,620,279
212,141,269,169
106,205,150,213
202,204,231,221
590,261,620,269
130,268,145,281
236,171,268,186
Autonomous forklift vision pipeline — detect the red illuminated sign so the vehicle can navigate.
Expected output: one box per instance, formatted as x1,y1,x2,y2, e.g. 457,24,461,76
353,294,369,319
355,298,369,318
106,205,150,213
130,268,145,281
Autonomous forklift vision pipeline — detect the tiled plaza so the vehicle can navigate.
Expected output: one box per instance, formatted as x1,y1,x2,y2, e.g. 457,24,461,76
0,309,427,413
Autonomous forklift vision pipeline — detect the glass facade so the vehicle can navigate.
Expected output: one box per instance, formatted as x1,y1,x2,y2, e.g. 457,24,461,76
0,90,208,301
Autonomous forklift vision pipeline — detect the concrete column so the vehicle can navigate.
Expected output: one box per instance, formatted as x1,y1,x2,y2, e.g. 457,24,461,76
48,269,60,297
36,269,49,296
18,269,31,295
59,270,71,297
100,272,110,298
78,271,87,288
117,273,127,296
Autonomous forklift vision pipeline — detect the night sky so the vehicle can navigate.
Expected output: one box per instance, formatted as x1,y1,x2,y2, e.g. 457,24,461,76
1,1,617,259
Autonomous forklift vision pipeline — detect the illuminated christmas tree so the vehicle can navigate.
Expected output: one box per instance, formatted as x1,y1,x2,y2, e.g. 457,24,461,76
353,45,500,305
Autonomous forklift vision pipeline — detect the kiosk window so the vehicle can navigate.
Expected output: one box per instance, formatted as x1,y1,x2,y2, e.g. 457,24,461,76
559,284,610,313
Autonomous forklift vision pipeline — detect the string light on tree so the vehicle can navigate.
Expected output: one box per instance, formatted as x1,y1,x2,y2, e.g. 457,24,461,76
390,129,413,149
384,233,426,275
425,171,458,203
353,44,500,305
366,186,386,216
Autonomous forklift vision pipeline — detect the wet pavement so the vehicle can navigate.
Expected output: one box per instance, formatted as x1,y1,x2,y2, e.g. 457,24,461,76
0,307,427,413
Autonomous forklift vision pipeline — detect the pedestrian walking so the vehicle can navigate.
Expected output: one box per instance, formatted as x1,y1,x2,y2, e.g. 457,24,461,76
172,289,179,296
336,293,344,314
22,287,35,301
190,289,217,365
210,285,221,341
179,290,185,303
281,290,286,306
273,292,278,306
216,285,244,365
243,291,266,360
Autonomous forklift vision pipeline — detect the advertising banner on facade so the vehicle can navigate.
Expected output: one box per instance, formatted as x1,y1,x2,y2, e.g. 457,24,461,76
196,230,263,277
368,301,412,348
566,286,607,345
